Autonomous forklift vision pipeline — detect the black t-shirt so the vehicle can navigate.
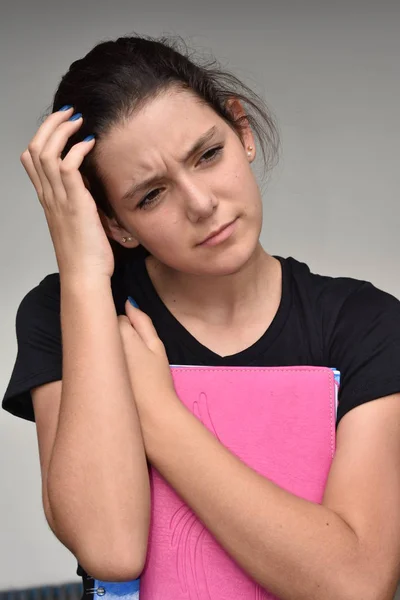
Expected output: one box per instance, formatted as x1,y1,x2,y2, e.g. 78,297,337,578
3,253,400,583
3,253,400,427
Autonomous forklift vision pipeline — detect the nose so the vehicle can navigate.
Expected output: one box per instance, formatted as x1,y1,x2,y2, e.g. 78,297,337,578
181,178,218,222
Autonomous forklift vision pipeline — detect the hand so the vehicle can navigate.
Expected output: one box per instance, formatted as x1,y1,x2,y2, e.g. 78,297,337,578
118,299,179,431
20,107,114,281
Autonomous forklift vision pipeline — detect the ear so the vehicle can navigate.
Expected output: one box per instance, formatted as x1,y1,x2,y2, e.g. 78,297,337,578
225,97,256,162
98,208,140,249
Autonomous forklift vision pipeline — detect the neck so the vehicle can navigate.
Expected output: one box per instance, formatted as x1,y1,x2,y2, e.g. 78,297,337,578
145,244,280,326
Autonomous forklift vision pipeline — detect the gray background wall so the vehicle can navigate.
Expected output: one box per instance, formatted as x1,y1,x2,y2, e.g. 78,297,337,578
1,0,399,594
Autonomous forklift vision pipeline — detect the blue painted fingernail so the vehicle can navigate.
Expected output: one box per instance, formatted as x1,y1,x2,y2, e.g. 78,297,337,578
128,296,139,308
69,112,82,121
59,105,73,111
83,135,95,142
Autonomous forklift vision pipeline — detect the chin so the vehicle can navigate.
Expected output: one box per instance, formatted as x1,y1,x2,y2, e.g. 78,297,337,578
194,238,260,277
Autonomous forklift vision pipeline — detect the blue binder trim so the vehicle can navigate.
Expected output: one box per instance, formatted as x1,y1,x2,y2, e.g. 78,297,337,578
92,580,140,598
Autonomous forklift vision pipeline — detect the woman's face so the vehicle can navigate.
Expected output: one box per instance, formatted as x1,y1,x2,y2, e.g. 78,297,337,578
96,88,264,276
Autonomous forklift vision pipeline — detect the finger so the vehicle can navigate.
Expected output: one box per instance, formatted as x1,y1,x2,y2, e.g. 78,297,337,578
28,108,74,175
40,117,95,196
118,316,143,366
118,314,142,342
29,107,75,159
118,314,137,337
39,117,88,195
27,107,76,200
124,299,164,351
59,136,96,198
20,149,43,199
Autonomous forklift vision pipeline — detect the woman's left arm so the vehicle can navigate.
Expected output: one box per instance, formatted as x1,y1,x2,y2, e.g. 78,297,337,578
122,301,400,600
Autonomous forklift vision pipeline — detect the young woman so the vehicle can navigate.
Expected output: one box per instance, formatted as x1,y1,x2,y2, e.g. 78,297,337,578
3,34,400,599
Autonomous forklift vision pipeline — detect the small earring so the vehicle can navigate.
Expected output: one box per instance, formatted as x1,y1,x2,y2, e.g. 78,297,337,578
122,236,134,243
247,145,254,157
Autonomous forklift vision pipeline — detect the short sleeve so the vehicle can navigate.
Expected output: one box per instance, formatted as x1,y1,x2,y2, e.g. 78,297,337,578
2,274,62,422
327,281,400,427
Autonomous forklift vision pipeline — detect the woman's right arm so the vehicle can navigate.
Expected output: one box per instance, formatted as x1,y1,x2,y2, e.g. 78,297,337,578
22,107,150,582
33,277,150,583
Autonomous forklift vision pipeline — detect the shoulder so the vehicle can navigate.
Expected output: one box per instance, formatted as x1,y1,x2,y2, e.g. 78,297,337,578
283,255,369,305
2,261,133,423
280,255,372,356
284,255,400,334
283,256,400,425
16,273,61,330
17,259,132,320
2,273,63,422
22,272,61,302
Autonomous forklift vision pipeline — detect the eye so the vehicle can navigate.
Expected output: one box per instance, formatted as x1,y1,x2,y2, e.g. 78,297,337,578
199,145,224,164
137,146,224,210
137,188,162,210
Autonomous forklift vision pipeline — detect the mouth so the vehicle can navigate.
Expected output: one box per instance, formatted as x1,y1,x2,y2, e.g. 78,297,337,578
197,218,238,247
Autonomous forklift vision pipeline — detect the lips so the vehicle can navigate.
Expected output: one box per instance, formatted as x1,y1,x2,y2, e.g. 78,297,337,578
198,219,236,245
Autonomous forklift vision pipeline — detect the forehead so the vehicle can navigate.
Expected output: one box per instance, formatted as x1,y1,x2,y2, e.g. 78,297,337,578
99,89,222,162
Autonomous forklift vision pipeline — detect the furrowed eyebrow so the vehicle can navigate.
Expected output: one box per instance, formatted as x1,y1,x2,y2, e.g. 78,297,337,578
121,125,218,203
182,125,218,163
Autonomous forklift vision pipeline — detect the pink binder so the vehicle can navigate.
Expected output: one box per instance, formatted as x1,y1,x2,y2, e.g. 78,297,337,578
139,365,338,600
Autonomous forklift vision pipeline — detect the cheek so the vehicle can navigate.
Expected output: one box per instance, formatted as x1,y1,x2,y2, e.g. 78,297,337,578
225,153,256,193
231,163,262,212
136,212,183,251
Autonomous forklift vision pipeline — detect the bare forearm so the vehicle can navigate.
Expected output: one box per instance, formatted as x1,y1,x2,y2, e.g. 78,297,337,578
48,277,150,579
144,404,372,600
